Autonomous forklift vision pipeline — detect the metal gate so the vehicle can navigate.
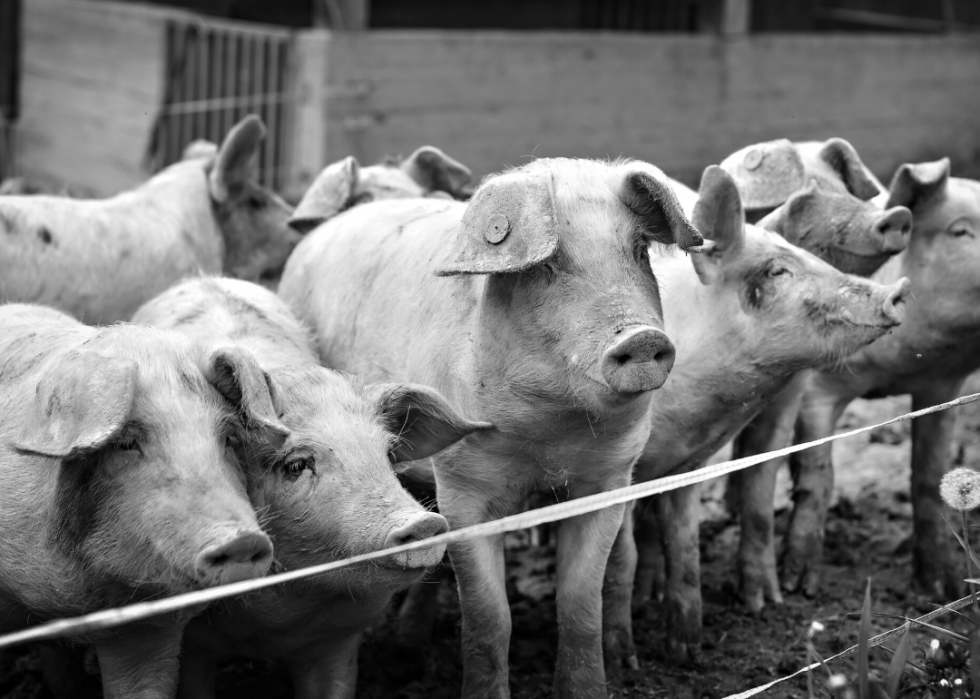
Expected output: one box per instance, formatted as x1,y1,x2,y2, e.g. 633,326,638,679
145,18,294,191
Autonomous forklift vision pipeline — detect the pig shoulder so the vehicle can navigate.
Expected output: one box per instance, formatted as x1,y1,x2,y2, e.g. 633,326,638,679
279,198,474,387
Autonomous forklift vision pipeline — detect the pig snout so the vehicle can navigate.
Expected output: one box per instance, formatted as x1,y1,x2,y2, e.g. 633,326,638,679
382,511,449,570
600,326,676,394
872,206,912,254
881,277,911,326
195,530,274,586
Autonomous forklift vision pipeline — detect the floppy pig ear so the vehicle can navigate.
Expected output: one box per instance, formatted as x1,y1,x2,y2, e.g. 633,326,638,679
372,383,493,463
15,351,137,459
886,158,950,211
206,347,289,448
619,170,709,252
719,139,806,210
690,166,745,285
209,115,265,204
289,156,360,234
817,138,881,201
402,146,473,198
434,172,560,276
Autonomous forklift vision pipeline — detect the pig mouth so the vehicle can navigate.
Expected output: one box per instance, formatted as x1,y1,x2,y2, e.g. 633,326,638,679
825,248,895,278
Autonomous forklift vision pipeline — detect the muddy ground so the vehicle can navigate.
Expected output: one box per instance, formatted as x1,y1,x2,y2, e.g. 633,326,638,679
5,377,980,699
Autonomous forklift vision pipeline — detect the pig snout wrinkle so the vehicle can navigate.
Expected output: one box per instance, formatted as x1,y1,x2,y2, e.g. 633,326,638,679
601,326,676,394
383,512,449,570
873,207,912,254
195,531,274,585
882,277,912,326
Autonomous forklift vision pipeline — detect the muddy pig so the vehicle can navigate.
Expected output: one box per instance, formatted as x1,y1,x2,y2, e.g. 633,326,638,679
598,166,909,666
0,115,299,324
133,277,488,699
713,138,912,612
764,159,980,600
278,157,708,699
0,303,285,699
287,145,473,234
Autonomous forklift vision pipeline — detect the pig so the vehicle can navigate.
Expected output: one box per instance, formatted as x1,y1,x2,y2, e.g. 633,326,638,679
715,138,911,612
768,158,980,600
599,167,909,667
0,115,299,324
0,303,286,699
287,145,473,234
278,157,708,698
132,277,489,699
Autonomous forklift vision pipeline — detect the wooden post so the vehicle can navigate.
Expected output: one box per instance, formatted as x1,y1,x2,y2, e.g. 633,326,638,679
337,0,369,30
721,0,751,34
285,29,330,200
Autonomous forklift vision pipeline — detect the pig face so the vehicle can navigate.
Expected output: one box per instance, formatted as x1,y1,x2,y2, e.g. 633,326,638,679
725,138,911,277
288,146,473,233
15,332,286,597
682,167,909,370
240,368,488,589
206,116,301,282
434,159,708,403
886,159,980,331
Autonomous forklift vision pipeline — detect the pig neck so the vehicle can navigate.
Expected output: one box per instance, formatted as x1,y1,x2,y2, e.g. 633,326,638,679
645,256,803,471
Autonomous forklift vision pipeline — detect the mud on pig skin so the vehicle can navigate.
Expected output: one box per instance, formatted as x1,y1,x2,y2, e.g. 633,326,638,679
774,159,980,602
600,166,909,668
278,157,709,699
133,276,489,699
287,145,473,234
0,303,285,699
0,115,298,324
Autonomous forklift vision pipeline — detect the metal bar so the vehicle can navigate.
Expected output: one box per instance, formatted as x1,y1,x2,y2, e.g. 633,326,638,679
223,32,237,141
264,39,280,190
812,7,974,32
250,35,265,182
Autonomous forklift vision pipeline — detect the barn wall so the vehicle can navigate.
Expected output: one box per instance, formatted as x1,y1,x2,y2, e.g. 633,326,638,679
16,0,172,194
297,30,980,191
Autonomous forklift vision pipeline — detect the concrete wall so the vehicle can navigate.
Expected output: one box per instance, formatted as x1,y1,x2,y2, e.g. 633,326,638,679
295,30,980,192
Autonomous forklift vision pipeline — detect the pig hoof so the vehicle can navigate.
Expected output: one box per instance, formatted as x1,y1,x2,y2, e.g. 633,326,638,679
665,638,701,666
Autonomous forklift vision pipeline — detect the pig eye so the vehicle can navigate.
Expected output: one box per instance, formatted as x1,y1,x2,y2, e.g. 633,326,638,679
113,437,142,455
949,226,974,238
283,456,315,481
768,266,789,278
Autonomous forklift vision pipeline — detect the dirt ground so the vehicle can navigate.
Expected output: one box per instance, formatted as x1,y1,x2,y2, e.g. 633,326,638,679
5,378,980,699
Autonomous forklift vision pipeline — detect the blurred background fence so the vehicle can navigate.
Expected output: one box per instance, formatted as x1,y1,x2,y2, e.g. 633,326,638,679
2,0,979,198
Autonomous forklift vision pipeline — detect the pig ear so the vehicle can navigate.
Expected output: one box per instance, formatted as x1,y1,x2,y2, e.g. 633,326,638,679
434,172,560,276
14,351,136,459
371,383,493,463
182,139,219,162
209,115,265,204
619,171,709,252
689,166,745,285
886,158,951,212
206,347,290,448
719,139,807,210
401,146,473,198
289,156,360,234
817,138,881,201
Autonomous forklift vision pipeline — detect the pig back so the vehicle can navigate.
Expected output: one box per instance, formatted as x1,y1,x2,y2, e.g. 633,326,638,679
0,163,224,324
280,198,479,408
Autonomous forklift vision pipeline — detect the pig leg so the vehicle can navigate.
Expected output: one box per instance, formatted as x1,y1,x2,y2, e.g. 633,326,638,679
910,378,966,599
289,635,362,699
731,374,806,612
601,501,639,675
95,623,185,699
780,393,849,597
632,495,665,607
554,497,627,699
396,575,443,650
175,647,217,699
656,484,702,664
435,468,516,699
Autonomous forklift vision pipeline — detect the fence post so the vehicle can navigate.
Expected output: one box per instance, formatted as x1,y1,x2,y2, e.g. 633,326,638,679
286,29,331,201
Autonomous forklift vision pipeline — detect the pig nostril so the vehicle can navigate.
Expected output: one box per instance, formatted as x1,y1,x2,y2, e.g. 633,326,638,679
616,353,632,366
